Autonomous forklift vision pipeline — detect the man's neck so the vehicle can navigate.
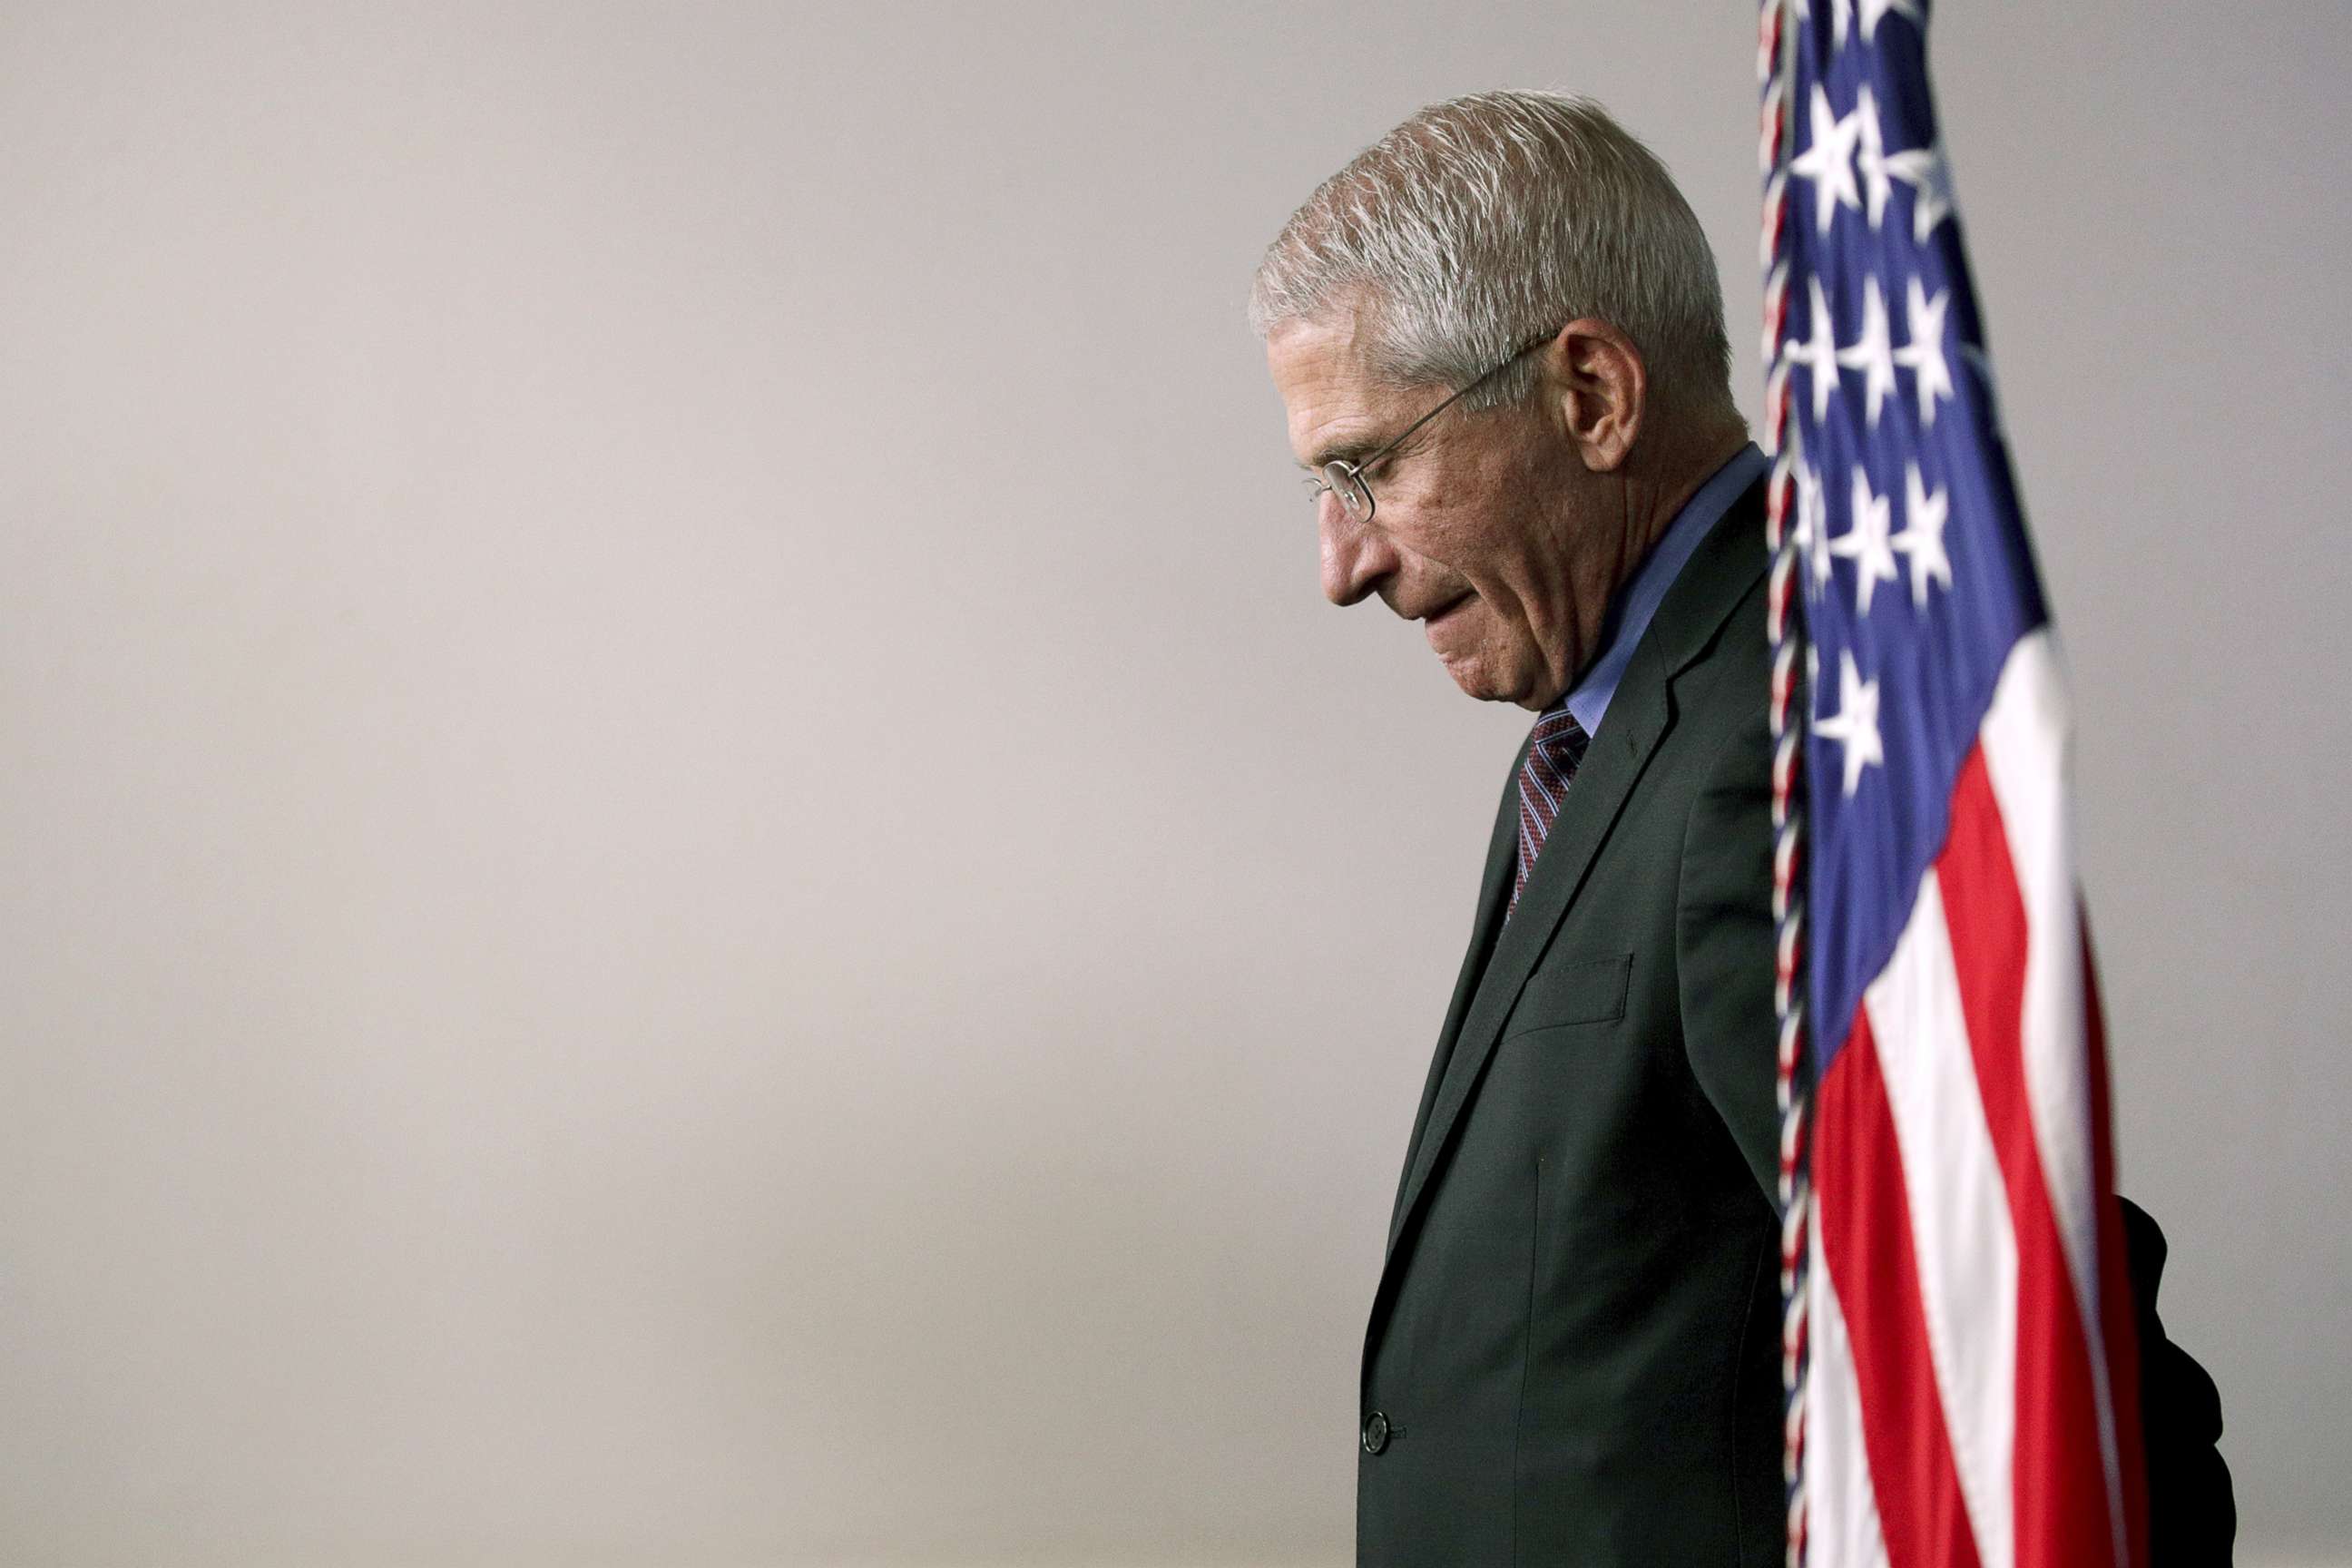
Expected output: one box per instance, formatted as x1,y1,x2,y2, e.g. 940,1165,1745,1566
1554,435,1765,733
1639,418,1750,554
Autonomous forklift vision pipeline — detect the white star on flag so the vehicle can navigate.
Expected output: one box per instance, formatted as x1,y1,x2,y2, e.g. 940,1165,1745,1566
1835,277,1899,428
1853,86,1895,230
1813,649,1884,797
1789,87,1862,235
1884,138,1954,242
1793,457,1834,593
1825,0,1852,49
1787,276,1845,422
1893,462,1952,608
1891,278,1954,426
1832,466,1899,615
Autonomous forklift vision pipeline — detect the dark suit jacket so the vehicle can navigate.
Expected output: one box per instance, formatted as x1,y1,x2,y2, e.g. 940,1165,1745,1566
1354,475,2230,1566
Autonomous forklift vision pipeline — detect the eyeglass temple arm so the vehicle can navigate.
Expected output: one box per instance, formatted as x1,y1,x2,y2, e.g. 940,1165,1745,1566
1347,328,1563,476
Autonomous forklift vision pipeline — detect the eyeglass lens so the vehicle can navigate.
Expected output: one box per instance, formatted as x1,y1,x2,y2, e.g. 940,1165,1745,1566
1322,461,1373,523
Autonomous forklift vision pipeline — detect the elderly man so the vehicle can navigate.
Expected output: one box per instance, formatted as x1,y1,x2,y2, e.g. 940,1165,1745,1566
1251,92,2229,1566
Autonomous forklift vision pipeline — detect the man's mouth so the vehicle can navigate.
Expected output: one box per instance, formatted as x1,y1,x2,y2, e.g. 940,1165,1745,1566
1420,594,1472,625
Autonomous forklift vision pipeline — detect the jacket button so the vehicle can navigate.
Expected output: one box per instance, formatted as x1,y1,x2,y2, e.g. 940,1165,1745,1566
1361,1410,1390,1455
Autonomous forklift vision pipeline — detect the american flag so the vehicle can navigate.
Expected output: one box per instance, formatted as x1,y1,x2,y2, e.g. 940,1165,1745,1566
1755,4,2151,1566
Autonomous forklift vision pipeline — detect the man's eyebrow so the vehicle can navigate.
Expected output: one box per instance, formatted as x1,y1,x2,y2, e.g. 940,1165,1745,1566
1301,431,1380,471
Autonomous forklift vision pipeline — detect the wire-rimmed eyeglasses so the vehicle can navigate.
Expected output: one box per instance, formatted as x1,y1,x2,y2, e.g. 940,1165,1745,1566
1302,328,1561,525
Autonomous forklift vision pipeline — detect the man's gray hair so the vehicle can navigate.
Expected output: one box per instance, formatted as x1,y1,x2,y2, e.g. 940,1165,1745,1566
1249,90,1734,416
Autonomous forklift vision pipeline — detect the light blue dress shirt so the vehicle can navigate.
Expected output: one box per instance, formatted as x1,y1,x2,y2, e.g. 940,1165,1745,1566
1560,441,1769,739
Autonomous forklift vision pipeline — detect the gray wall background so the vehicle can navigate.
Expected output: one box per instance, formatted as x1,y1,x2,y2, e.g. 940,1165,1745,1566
3,2,2344,1563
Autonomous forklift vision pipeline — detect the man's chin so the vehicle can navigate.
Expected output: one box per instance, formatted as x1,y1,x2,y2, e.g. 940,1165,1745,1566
1436,652,1514,705
1439,651,1561,710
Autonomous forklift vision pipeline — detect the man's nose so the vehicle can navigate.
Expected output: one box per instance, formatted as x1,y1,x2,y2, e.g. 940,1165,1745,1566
1319,502,1397,608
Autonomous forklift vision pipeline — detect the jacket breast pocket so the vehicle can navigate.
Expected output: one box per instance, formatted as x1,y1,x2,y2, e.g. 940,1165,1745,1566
1502,951,1632,1041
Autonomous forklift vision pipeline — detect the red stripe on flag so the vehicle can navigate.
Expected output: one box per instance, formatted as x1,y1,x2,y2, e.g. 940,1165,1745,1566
2083,920,2151,1568
1816,1009,1986,1568
1936,748,2119,1568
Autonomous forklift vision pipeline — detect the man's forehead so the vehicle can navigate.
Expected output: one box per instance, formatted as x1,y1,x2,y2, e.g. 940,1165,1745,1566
1265,314,1370,399
1266,314,1408,467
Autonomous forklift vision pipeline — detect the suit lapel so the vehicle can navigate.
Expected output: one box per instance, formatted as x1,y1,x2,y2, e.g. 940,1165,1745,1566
1382,675,1665,1260
1380,478,1770,1265
1387,742,1526,1238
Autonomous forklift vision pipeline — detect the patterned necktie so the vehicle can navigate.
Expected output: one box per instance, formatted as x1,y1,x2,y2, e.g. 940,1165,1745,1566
1510,705,1591,918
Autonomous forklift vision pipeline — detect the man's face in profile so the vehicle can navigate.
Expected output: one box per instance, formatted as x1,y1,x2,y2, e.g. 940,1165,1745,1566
1266,310,1621,713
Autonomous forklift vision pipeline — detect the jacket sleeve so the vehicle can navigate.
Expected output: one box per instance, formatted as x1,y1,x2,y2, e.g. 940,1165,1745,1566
1675,695,1782,1204
2123,1197,2237,1564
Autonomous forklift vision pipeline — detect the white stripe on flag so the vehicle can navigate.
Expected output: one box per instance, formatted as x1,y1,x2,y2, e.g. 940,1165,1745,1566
1977,630,2128,1560
1807,1218,1892,1568
1861,870,2019,1568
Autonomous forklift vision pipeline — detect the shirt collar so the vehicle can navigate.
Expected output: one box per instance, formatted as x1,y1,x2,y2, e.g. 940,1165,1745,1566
1561,441,1769,739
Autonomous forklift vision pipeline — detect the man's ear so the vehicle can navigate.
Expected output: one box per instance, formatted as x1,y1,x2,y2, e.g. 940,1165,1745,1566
1541,318,1646,473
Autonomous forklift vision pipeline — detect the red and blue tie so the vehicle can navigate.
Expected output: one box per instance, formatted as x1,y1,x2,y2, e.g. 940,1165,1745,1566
1511,705,1591,917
